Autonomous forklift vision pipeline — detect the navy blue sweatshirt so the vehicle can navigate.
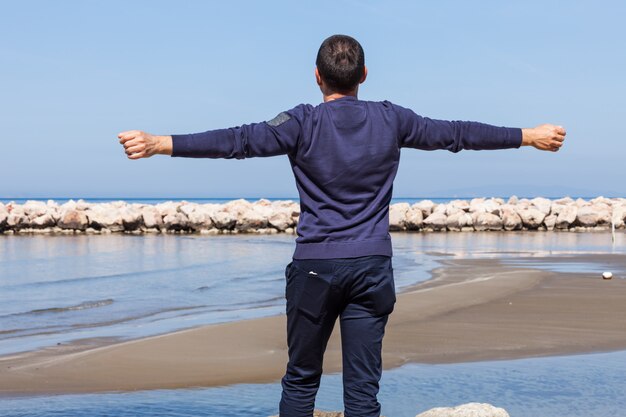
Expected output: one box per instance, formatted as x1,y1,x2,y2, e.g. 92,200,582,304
170,97,522,259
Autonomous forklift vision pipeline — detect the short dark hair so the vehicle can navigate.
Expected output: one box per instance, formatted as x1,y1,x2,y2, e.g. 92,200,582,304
316,34,365,93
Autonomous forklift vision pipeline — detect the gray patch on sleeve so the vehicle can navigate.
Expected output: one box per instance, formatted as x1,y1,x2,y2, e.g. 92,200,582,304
266,112,291,127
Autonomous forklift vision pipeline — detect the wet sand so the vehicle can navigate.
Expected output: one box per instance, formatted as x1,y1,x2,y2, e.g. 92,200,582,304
1,254,626,396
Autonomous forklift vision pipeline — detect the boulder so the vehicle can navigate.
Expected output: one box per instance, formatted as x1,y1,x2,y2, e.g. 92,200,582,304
415,402,509,417
141,206,164,230
543,213,557,231
501,206,522,231
163,212,189,231
120,206,144,231
389,203,410,231
268,210,293,231
85,206,124,232
412,200,435,217
210,210,237,230
446,212,472,231
448,199,470,212
30,213,56,229
236,207,268,232
507,195,519,205
469,198,486,212
530,197,552,215
155,201,180,218
423,212,447,231
22,200,50,219
470,198,501,216
517,207,546,229
576,204,611,227
405,207,424,230
7,209,27,230
553,196,574,205
0,209,8,231
57,209,88,230
472,212,503,231
556,205,577,229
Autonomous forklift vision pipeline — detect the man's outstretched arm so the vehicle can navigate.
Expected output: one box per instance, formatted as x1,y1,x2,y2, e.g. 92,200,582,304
118,106,306,160
392,103,566,153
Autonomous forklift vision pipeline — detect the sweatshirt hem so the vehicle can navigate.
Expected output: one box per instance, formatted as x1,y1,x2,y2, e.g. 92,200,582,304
293,238,393,260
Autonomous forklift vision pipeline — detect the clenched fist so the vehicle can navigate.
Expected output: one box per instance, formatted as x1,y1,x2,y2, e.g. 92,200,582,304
117,130,173,159
521,124,566,152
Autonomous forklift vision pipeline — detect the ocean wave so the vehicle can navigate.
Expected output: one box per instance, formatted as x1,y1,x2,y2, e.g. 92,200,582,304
1,299,114,319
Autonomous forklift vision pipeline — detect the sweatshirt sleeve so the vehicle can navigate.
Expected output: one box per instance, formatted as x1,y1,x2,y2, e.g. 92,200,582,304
391,103,522,152
169,104,307,159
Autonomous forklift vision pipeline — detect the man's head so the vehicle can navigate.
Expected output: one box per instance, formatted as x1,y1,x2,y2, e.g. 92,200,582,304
315,34,366,96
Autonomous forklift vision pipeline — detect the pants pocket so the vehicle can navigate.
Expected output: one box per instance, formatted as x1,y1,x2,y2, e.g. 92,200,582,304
293,265,333,324
365,267,396,317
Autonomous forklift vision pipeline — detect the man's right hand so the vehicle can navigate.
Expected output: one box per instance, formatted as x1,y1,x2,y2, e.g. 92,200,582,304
521,124,566,152
117,130,173,159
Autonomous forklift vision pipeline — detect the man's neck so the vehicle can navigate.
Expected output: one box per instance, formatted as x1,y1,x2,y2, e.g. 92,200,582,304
323,91,358,102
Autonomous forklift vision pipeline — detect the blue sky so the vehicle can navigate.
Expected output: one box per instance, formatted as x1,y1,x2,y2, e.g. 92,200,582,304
1,0,624,199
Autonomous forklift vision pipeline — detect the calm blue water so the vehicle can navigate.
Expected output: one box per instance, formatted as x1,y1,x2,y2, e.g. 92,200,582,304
1,350,626,417
0,196,599,206
1,230,626,416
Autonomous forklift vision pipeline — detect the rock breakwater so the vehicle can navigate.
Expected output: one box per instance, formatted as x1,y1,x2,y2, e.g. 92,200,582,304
0,197,624,235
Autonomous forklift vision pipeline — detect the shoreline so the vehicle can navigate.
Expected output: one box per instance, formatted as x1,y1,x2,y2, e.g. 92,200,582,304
1,253,626,397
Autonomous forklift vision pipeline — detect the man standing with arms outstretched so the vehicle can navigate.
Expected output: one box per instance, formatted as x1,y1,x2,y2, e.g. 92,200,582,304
118,34,565,417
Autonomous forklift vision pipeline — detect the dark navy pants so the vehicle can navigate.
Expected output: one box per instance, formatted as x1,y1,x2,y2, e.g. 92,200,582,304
279,255,396,417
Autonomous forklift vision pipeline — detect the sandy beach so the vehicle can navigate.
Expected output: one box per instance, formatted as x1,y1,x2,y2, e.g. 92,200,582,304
1,253,626,396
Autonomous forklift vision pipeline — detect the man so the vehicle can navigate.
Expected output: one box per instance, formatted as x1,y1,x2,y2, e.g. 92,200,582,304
118,34,565,417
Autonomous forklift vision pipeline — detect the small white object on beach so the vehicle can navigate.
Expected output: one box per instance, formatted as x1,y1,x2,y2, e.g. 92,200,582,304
602,271,613,280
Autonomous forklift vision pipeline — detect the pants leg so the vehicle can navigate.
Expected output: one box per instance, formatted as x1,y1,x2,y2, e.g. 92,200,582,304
339,257,396,417
279,259,342,417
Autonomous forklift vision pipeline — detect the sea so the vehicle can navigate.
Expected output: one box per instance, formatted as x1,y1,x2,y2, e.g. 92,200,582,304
1,197,626,417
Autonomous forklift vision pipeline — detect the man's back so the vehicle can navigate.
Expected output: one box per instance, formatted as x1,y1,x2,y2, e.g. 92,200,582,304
287,96,401,259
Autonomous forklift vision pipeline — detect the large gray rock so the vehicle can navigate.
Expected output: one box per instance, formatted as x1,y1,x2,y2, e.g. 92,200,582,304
470,198,501,216
405,207,424,230
22,200,49,219
543,213,557,230
155,201,180,218
57,209,88,230
531,197,552,215
446,212,473,231
423,212,447,231
0,206,9,231
268,210,293,231
413,200,435,217
85,206,124,232
141,206,164,230
517,207,546,229
7,207,27,230
120,206,144,231
472,212,503,231
236,207,268,232
450,199,471,212
210,210,237,230
415,402,509,417
163,212,189,231
389,203,410,231
576,204,611,227
555,205,577,229
30,213,56,229
501,206,522,231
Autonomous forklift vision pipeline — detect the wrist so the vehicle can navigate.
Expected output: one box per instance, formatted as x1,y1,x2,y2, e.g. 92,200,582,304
156,135,173,155
521,128,535,147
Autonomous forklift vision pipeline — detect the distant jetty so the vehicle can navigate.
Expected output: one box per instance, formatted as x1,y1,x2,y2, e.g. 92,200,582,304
0,197,624,235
